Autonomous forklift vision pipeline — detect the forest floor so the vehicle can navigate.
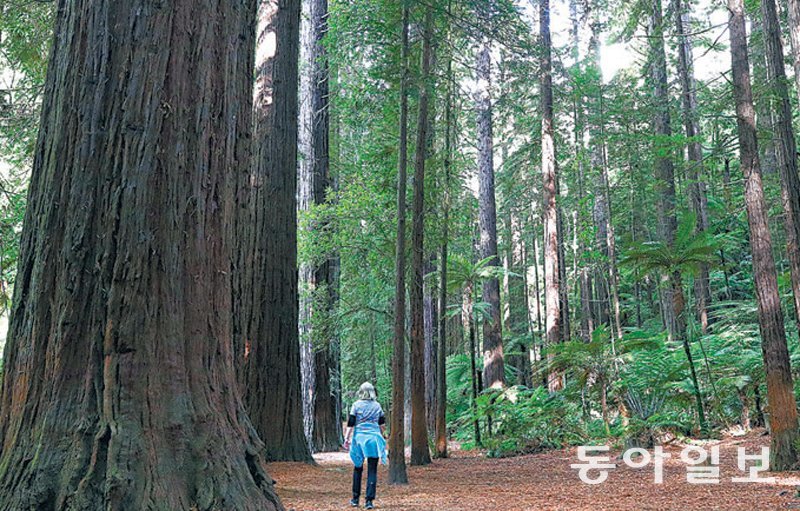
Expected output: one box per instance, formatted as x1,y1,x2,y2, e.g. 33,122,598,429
268,430,800,510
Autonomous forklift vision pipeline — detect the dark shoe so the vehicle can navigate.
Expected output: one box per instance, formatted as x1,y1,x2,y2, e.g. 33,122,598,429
350,498,359,507
365,501,374,510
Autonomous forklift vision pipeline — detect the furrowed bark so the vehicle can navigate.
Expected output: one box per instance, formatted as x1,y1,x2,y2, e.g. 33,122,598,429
389,0,410,484
727,0,800,470
410,4,433,466
476,41,505,390
0,1,283,508
241,0,312,463
760,0,800,331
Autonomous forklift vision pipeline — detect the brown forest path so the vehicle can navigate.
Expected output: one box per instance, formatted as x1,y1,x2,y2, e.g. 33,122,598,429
268,431,800,510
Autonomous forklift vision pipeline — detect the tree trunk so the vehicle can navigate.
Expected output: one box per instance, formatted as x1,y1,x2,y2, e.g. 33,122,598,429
649,0,706,432
241,0,312,463
435,41,453,459
728,0,800,470
541,0,563,392
389,0,410,484
476,42,505,390
409,4,433,467
0,0,284,508
298,0,340,454
760,0,800,329
424,256,438,435
751,17,778,177
464,283,482,447
673,0,711,333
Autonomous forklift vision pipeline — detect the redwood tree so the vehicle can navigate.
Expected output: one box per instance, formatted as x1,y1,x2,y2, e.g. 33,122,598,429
389,0,410,485
239,0,312,463
728,0,800,471
760,0,800,330
0,0,282,508
409,4,433,467
476,41,505,390
298,0,341,453
541,0,562,392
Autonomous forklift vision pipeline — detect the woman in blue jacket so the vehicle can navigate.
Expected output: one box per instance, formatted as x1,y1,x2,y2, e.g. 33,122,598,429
343,382,387,509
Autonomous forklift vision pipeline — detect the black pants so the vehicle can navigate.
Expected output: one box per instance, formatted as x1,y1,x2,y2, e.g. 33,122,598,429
352,457,378,501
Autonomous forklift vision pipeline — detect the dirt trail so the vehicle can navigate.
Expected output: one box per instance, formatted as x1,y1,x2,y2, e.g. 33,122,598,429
268,432,800,510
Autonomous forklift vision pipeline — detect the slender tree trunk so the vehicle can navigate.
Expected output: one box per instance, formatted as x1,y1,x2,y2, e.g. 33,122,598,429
673,0,711,333
761,0,800,328
464,283,482,447
0,0,284,508
389,0,410,484
728,0,800,470
409,5,433,467
570,0,594,344
424,256,438,435
298,0,340,454
541,0,563,392
532,216,547,386
751,18,778,177
435,38,453,459
649,0,706,432
242,0,312,463
476,42,505,390
588,14,623,342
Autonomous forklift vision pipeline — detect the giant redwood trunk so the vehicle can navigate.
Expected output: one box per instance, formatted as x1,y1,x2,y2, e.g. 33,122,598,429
476,42,505,390
298,0,341,453
728,0,800,470
540,0,563,392
389,0,410,484
410,5,433,466
239,0,312,463
0,1,283,509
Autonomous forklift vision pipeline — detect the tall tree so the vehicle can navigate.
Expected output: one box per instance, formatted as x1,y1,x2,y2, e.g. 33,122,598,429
760,0,800,329
648,0,705,431
540,0,563,392
727,0,800,471
476,42,505,390
240,0,312,462
0,0,283,508
389,0,410,485
435,44,453,458
673,0,711,333
298,0,341,453
410,4,434,466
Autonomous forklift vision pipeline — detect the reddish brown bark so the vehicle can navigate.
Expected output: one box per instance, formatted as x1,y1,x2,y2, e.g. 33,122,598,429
238,0,312,463
389,0,410,485
728,0,800,470
540,0,562,392
410,4,433,467
0,1,283,508
760,0,800,331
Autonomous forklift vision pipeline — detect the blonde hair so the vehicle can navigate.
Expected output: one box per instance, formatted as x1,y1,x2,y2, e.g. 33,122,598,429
357,382,377,401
